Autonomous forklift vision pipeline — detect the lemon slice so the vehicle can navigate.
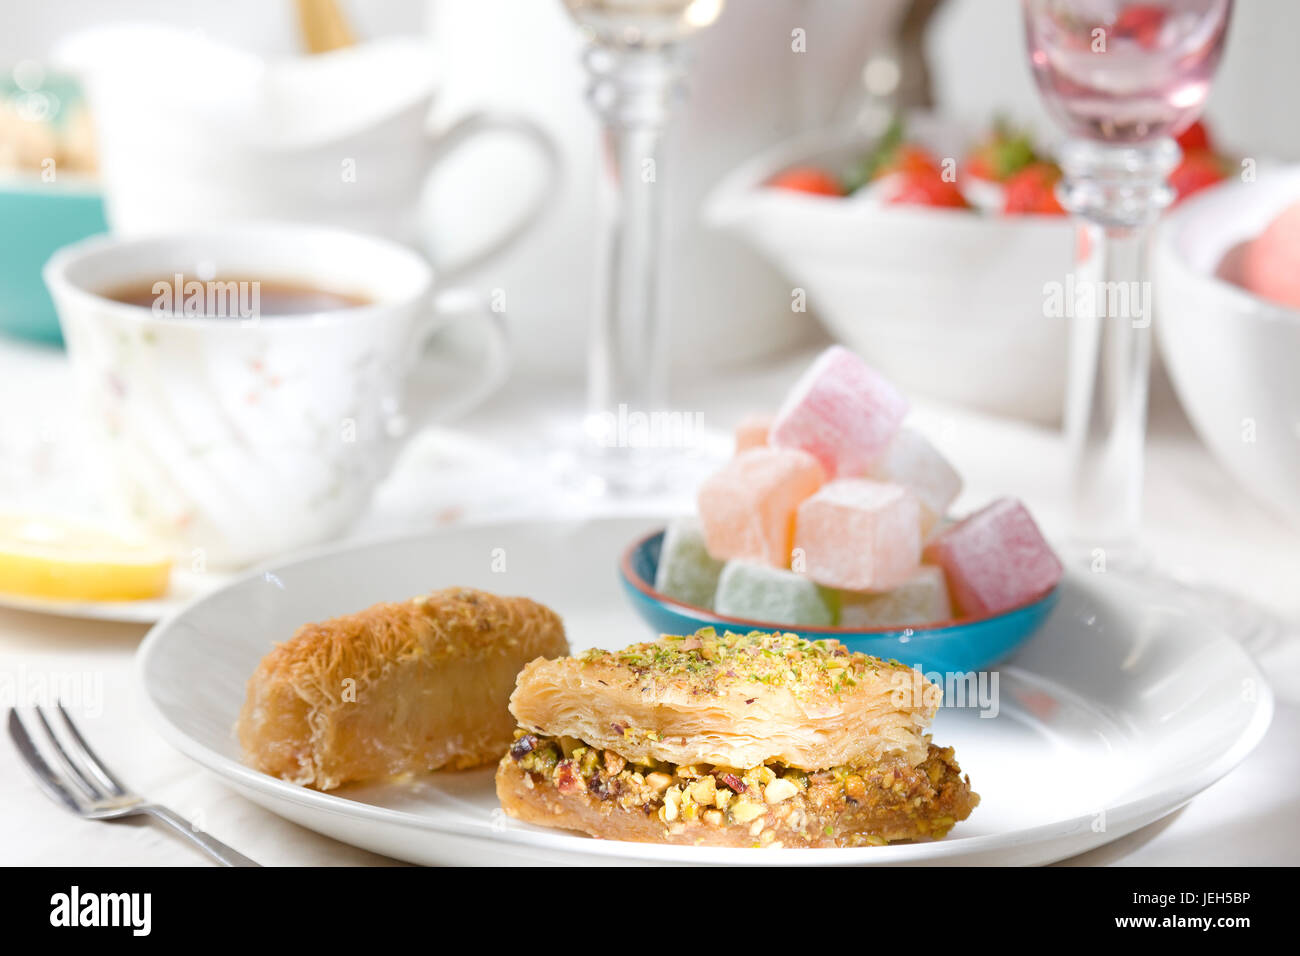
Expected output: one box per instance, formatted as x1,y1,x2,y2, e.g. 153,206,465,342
0,514,172,602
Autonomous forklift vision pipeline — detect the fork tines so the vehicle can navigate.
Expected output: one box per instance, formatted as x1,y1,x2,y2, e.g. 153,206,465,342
7,702,136,816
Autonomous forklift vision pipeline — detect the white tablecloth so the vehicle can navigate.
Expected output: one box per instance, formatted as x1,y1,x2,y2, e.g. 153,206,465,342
2,343,1298,865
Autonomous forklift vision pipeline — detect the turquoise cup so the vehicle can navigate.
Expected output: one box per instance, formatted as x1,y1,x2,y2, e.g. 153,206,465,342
0,176,108,344
1,71,108,344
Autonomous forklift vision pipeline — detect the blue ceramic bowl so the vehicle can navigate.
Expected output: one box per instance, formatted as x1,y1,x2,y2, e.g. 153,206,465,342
619,529,1060,674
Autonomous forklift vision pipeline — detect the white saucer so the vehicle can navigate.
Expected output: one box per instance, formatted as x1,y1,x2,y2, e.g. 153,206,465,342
0,568,231,623
136,517,1273,865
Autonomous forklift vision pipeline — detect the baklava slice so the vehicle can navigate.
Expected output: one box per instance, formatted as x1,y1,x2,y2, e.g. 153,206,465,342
496,629,977,848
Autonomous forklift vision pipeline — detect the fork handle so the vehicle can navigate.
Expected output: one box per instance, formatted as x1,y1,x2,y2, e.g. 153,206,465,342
144,805,262,867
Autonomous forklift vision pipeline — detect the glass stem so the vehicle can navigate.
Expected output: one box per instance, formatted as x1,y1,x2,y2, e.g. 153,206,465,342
582,44,684,468
1057,138,1179,561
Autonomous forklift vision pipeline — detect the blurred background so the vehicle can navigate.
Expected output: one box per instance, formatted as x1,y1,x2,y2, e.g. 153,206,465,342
1,0,1298,612
5,0,1298,376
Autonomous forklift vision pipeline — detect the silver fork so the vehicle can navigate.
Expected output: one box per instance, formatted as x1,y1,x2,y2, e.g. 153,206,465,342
8,703,260,867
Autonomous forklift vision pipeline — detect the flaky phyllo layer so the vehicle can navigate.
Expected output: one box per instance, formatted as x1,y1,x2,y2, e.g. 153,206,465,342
509,629,941,772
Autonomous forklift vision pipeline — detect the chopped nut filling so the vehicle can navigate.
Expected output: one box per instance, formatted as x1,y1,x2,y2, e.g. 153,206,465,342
505,727,975,846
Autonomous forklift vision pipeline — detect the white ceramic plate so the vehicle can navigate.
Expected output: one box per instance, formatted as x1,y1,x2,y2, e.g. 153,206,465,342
136,517,1273,865
0,569,231,623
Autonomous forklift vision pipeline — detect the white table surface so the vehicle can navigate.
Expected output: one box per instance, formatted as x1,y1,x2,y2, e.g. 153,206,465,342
2,341,1298,866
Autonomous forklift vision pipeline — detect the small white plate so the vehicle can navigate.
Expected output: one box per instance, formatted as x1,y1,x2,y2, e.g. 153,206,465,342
136,517,1273,865
0,569,231,623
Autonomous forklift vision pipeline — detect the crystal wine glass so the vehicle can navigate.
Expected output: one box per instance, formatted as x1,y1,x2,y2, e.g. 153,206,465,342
561,0,725,495
1021,1,1281,649
1022,0,1232,561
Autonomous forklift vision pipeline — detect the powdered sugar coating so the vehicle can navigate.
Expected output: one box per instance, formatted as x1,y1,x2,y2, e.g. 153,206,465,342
923,498,1062,617
733,413,773,454
867,428,962,535
713,561,837,627
654,517,725,609
697,446,825,567
770,346,909,477
794,478,922,591
839,565,952,629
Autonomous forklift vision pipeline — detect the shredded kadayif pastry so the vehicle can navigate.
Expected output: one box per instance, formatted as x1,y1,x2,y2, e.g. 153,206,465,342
238,587,568,790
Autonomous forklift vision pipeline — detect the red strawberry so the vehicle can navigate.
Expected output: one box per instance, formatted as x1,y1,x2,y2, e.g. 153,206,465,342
846,115,946,192
1175,119,1213,153
965,122,1038,183
1169,149,1230,204
873,143,942,182
886,167,969,209
1113,4,1166,50
768,166,843,196
1003,162,1066,215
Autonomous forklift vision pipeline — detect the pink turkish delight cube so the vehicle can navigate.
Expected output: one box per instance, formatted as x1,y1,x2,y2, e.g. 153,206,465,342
924,497,1063,617
770,346,908,477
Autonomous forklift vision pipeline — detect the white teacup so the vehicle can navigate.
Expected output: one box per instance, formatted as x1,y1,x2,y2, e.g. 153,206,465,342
55,31,559,278
44,223,508,568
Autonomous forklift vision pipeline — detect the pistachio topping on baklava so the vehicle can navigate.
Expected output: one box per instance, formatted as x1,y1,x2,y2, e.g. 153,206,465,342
585,628,911,695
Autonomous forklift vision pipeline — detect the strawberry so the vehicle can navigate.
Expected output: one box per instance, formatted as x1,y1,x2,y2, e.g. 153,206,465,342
1175,119,1213,153
845,116,942,192
873,143,942,181
1002,162,1067,215
1169,149,1230,204
1113,4,1166,50
965,121,1038,183
768,166,844,196
886,167,969,209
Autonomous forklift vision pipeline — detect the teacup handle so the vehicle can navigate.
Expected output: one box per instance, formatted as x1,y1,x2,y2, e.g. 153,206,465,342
406,286,510,426
422,110,561,281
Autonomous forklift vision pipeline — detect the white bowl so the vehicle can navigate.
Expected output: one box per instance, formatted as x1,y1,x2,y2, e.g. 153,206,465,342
1155,167,1300,531
706,126,1073,424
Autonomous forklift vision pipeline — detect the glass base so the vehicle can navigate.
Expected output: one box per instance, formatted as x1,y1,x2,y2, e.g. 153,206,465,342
541,413,728,502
